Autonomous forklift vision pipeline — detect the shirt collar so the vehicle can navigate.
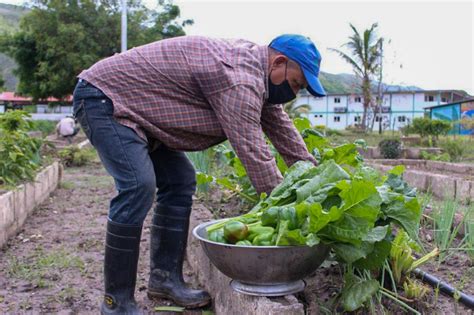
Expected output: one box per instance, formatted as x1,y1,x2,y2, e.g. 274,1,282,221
257,45,269,101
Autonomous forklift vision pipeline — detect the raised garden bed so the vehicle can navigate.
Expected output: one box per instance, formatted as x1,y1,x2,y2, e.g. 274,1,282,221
0,161,62,248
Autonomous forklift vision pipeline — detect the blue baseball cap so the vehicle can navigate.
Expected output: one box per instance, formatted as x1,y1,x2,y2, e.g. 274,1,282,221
269,34,326,97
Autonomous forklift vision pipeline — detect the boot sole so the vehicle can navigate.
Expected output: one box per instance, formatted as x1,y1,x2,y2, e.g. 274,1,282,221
147,291,211,309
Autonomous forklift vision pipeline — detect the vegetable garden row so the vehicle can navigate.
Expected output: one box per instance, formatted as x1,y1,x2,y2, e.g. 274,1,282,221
193,117,473,313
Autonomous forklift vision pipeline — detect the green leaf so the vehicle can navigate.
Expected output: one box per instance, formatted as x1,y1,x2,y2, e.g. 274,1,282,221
338,179,382,223
196,172,214,185
305,203,343,233
340,276,380,311
293,117,312,133
354,239,392,270
389,165,405,176
319,215,371,245
296,160,349,202
383,196,421,241
362,225,389,242
332,242,373,263
270,160,315,199
8,152,17,162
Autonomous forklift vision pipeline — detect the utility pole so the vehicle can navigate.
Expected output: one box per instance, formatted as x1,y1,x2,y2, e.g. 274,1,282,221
121,0,127,52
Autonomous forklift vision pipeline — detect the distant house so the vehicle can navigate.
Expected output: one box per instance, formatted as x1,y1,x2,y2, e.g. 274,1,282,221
0,92,73,119
294,89,471,130
425,98,474,135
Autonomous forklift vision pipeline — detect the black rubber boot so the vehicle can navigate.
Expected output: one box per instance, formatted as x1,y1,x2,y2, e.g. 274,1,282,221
100,220,143,315
147,204,211,308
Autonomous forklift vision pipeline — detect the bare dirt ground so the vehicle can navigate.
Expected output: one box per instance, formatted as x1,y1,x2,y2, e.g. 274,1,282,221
0,161,209,314
1,159,473,314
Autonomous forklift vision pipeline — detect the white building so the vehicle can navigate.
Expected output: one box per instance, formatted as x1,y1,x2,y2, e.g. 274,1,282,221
294,89,469,130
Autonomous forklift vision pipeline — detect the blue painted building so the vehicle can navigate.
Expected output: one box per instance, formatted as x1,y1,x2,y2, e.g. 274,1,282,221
425,98,474,135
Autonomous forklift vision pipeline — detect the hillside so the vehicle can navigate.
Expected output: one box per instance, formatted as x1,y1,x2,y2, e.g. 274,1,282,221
0,3,420,94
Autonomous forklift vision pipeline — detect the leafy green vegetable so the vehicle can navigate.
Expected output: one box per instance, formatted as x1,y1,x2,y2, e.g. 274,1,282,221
340,273,380,311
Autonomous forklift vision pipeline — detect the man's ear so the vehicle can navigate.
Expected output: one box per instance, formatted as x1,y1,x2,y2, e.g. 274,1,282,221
272,55,288,67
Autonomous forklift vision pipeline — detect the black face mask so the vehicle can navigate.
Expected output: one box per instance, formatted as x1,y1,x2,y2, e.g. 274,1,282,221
267,63,296,105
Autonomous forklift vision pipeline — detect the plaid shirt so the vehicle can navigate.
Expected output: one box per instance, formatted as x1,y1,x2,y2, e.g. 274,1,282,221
78,36,316,194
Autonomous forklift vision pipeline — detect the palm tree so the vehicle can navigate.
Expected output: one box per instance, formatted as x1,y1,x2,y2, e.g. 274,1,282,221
284,100,311,119
329,23,383,131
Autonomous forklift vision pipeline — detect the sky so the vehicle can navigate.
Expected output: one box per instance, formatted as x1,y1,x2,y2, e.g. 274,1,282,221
2,0,474,94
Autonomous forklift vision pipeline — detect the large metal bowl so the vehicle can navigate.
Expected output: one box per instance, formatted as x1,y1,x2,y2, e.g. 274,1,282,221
192,219,330,296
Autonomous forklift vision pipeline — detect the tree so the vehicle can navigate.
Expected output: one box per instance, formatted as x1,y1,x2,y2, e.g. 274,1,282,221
0,74,4,91
329,23,383,131
0,0,192,100
283,100,311,119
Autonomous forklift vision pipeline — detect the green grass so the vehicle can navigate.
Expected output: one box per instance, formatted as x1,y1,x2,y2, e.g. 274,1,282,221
6,246,85,288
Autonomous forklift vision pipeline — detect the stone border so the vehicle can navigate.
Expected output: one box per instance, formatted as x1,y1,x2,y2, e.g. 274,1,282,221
359,146,442,160
187,205,305,315
367,162,474,202
0,161,62,248
368,159,474,176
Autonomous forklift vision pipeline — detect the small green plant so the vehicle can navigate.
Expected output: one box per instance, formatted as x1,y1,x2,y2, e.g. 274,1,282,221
378,138,402,159
58,146,96,167
420,150,450,162
0,110,43,186
403,278,429,300
440,139,466,162
29,119,57,137
433,199,471,263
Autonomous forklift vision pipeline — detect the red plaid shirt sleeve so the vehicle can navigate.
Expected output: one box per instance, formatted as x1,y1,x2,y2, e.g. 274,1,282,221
208,85,283,195
261,104,317,167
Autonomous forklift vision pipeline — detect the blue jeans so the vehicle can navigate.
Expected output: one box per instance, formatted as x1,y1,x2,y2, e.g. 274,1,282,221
72,80,196,225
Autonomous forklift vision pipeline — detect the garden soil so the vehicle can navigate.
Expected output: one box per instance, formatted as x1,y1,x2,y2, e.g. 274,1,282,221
0,160,472,314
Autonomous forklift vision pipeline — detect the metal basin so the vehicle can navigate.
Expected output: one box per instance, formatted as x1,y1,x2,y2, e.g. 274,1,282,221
192,219,330,296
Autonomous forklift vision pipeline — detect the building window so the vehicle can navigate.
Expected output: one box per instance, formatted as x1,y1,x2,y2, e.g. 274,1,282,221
442,97,447,102
375,116,382,122
398,116,406,122
314,114,324,118
334,97,341,103
424,95,435,102
320,115,323,118
355,97,361,103
354,116,361,122
334,116,341,122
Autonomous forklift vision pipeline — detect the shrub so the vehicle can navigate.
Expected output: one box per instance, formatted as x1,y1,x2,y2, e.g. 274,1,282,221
0,111,43,186
410,118,451,146
440,139,465,162
58,146,96,167
30,120,57,136
378,138,402,159
420,150,450,162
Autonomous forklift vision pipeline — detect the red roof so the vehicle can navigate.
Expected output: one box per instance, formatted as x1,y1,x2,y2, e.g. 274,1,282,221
0,91,72,103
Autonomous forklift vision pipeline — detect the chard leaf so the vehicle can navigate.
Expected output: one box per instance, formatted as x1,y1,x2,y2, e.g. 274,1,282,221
332,242,373,263
275,220,307,245
326,143,361,167
338,179,382,223
270,161,315,198
362,225,389,242
383,197,421,241
296,160,349,202
354,239,392,270
305,233,320,246
293,117,312,132
319,216,371,245
306,203,343,233
340,275,380,311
